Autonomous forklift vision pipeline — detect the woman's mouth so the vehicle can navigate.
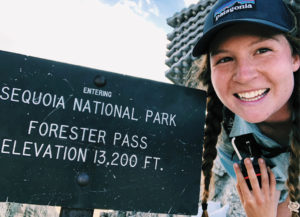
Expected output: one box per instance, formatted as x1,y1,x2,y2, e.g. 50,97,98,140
234,88,270,102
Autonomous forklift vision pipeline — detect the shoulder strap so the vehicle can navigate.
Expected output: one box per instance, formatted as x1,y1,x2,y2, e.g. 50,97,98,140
222,107,235,135
259,145,290,158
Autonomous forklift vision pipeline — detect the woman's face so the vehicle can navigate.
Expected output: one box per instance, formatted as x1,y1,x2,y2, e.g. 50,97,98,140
209,24,300,123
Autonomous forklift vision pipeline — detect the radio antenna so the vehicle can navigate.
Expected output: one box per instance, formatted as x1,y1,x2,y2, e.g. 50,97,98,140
231,137,242,160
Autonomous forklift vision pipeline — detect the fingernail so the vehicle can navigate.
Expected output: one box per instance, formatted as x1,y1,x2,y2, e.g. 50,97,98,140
244,158,250,164
259,158,264,164
233,163,239,169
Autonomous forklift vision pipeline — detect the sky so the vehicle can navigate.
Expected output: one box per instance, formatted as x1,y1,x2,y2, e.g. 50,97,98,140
0,0,199,84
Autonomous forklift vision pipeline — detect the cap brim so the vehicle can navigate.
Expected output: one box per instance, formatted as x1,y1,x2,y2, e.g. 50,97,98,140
192,19,290,57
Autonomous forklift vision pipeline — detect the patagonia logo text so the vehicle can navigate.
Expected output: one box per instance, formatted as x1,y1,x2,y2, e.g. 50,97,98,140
214,0,255,22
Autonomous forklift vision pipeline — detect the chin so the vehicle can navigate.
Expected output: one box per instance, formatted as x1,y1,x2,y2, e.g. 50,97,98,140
236,112,269,124
243,117,266,124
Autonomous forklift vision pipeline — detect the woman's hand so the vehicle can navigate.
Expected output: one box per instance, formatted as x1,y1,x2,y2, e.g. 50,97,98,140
234,158,280,217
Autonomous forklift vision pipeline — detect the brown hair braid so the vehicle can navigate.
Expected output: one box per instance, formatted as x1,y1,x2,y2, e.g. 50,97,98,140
195,55,224,217
286,35,300,217
288,72,300,217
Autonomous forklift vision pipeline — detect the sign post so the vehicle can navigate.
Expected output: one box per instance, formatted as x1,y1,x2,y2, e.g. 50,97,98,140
0,50,206,216
59,208,94,217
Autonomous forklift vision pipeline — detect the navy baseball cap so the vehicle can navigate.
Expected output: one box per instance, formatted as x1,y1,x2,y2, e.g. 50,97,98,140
192,0,297,57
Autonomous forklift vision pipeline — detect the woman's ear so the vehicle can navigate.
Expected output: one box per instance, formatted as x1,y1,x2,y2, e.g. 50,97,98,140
292,54,300,72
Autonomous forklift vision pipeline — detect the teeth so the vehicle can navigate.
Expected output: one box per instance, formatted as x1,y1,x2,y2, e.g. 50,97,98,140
237,89,268,101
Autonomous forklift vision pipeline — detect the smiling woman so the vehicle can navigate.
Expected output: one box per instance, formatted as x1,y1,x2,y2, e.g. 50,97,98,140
191,0,300,216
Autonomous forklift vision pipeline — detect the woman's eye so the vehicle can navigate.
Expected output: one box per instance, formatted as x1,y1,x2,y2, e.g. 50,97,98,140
216,57,232,64
256,48,271,54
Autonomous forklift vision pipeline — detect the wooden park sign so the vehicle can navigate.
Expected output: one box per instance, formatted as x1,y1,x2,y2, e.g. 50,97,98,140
0,50,206,216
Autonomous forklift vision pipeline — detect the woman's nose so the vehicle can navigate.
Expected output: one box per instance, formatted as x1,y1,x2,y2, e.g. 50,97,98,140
232,59,258,83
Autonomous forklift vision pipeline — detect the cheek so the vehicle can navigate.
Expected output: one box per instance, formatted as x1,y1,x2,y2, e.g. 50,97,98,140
211,70,227,93
210,70,229,103
272,56,295,85
210,71,219,93
281,74,294,98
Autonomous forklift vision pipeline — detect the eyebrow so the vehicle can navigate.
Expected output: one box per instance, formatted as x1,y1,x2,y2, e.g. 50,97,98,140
210,35,279,57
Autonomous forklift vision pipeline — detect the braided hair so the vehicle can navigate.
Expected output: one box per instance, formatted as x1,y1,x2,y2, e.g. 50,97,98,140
286,35,300,217
196,34,300,217
195,55,224,217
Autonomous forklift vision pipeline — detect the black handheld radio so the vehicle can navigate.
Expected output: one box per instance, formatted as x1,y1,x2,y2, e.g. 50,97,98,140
231,134,263,190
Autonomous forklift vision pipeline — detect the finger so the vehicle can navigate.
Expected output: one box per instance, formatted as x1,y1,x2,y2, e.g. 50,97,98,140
267,167,276,196
236,184,245,204
244,158,261,196
259,158,269,194
234,162,252,199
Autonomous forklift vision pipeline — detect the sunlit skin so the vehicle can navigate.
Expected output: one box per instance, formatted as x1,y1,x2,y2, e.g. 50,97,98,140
209,24,300,124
